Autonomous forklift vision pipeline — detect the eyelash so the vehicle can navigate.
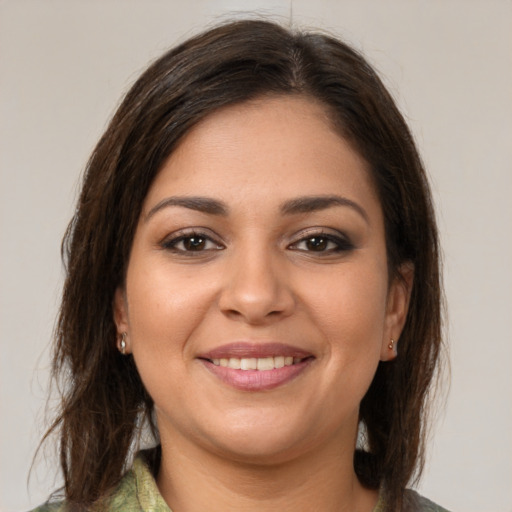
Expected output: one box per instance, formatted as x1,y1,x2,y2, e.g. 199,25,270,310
161,230,224,254
160,229,354,255
288,231,354,254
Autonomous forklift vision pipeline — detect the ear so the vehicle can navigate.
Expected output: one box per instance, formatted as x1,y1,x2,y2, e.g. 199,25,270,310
380,262,414,361
113,287,131,353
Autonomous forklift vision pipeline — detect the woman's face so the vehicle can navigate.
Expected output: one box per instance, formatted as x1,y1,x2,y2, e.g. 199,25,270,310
115,95,410,464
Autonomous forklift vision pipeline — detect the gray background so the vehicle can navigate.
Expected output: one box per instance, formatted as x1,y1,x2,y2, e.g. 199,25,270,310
1,1,511,511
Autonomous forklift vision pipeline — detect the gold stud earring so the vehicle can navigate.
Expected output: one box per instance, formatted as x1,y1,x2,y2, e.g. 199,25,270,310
119,332,127,355
388,338,395,351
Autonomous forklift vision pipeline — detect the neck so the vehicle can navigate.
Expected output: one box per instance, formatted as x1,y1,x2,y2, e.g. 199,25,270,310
156,427,378,512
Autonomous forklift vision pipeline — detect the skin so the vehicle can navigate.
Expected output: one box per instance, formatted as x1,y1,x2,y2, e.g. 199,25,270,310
114,95,412,512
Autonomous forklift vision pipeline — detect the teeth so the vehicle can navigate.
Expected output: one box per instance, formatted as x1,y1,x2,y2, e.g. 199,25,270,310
256,357,274,371
210,356,302,371
274,356,285,368
240,358,257,370
227,357,240,369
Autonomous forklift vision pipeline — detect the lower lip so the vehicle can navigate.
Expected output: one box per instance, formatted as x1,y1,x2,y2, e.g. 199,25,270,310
200,359,313,391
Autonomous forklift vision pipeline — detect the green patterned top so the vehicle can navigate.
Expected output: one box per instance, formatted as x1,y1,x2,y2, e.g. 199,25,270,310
32,454,449,511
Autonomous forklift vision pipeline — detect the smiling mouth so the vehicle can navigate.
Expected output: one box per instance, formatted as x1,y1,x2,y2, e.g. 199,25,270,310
208,356,306,371
198,343,314,391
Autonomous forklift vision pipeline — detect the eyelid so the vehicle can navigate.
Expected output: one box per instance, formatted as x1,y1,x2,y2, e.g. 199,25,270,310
160,227,225,253
287,227,354,252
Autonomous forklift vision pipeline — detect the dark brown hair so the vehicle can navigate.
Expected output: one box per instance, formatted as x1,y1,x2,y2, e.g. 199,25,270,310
43,19,443,511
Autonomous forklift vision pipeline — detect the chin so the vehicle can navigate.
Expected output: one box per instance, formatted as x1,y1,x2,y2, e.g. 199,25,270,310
211,435,308,466
197,412,323,466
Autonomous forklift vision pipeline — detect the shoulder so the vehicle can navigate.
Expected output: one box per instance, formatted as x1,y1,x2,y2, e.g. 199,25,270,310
27,475,139,512
28,452,170,512
402,489,451,512
28,476,140,512
29,502,66,512
374,488,451,512
27,462,138,512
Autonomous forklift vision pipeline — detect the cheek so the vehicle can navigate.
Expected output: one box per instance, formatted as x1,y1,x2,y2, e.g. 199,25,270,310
124,266,195,405
126,260,213,340
302,262,389,370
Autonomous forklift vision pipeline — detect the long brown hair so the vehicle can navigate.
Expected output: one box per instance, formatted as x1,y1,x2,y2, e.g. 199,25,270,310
42,19,443,511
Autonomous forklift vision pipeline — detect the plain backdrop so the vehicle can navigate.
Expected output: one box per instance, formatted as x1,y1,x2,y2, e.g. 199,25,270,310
1,1,511,511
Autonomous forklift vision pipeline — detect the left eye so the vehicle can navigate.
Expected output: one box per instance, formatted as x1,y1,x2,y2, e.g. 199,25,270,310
290,234,352,253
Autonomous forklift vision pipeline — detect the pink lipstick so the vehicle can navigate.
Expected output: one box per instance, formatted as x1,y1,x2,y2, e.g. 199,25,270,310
197,343,314,391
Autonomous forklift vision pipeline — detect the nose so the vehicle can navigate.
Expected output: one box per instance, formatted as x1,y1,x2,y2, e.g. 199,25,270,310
218,246,295,325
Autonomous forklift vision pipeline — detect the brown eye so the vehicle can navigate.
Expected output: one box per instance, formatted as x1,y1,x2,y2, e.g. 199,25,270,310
305,237,329,251
289,232,354,254
162,232,224,254
182,236,206,251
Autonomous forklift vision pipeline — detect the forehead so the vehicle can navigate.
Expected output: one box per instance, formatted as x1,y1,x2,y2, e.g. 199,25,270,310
143,95,380,215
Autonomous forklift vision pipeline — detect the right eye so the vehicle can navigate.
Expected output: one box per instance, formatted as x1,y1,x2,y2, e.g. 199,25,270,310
162,232,224,254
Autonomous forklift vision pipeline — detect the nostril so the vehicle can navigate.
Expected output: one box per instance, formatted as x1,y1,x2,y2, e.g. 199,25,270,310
218,266,295,324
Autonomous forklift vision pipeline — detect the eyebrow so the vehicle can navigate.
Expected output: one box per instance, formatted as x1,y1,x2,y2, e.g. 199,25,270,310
145,194,369,224
145,196,228,221
281,195,369,223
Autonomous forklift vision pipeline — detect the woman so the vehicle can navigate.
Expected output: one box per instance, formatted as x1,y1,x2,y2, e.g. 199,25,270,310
34,19,447,512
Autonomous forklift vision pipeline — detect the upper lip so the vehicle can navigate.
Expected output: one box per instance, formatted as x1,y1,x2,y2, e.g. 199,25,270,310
198,342,314,360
